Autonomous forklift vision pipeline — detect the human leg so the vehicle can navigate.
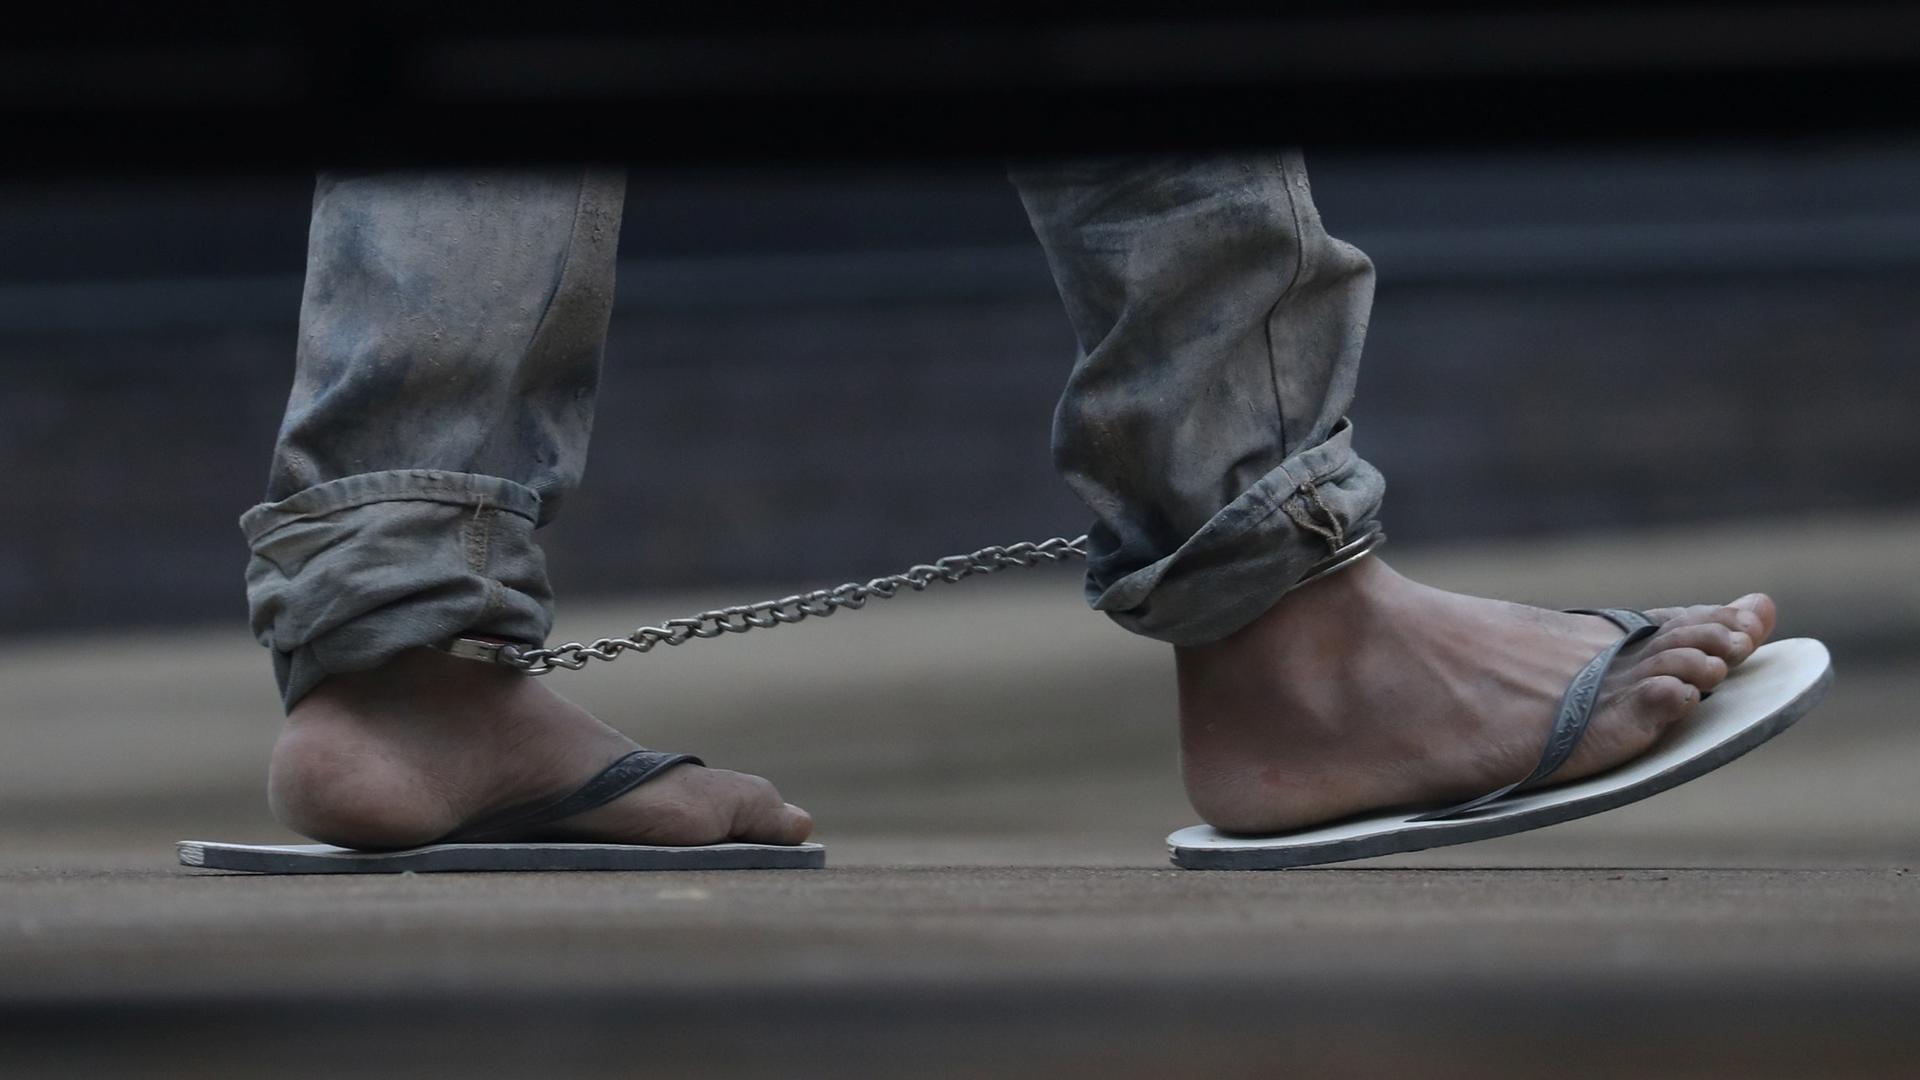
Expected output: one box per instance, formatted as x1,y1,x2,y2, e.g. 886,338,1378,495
1013,151,1775,833
248,169,810,848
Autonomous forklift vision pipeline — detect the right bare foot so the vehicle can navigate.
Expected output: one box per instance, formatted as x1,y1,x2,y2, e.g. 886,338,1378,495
268,648,813,851
1177,556,1777,834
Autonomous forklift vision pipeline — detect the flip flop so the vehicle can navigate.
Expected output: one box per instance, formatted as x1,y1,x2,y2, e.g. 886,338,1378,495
1167,615,1833,870
179,749,825,874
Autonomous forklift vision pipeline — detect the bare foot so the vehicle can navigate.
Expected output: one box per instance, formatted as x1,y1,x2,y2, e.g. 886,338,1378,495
268,648,813,850
1177,556,1777,834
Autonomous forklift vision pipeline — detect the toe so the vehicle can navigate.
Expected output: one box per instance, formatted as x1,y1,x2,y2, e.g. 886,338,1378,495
1632,646,1728,693
1648,620,1752,664
1728,593,1778,643
1700,602,1768,646
1631,675,1700,731
1579,675,1697,776
564,764,810,846
722,772,815,845
1644,603,1717,625
1665,600,1772,668
771,803,816,844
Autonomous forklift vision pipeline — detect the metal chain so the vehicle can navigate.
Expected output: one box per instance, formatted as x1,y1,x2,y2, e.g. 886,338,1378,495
493,535,1089,675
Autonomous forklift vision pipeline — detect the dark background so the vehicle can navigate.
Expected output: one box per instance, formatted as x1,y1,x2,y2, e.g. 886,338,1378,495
4,138,1919,633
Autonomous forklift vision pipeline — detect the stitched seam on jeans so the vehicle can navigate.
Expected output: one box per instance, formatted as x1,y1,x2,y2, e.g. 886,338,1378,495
464,502,509,622
241,474,542,543
1274,461,1301,493
1291,420,1360,487
463,503,493,575
1260,151,1311,458
520,173,590,362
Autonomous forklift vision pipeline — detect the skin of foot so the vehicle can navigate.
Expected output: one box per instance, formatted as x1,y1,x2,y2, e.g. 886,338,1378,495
268,647,813,851
1176,556,1778,835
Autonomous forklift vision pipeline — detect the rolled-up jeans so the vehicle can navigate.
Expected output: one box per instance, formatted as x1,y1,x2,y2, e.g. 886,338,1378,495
243,153,1385,709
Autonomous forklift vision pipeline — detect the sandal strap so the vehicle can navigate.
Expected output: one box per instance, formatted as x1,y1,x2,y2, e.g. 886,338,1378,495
435,749,704,844
1411,608,1658,822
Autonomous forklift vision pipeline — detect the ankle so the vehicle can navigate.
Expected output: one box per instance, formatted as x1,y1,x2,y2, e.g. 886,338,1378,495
1251,553,1404,636
1178,555,1403,688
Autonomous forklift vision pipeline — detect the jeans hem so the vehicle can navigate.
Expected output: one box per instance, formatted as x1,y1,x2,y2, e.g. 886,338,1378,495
241,469,543,544
242,470,554,711
1087,419,1385,646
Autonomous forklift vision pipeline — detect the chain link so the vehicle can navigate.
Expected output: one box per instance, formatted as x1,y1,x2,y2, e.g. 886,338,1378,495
495,535,1089,675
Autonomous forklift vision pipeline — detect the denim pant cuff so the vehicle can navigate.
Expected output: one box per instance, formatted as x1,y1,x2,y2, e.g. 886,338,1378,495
1087,420,1386,646
241,469,556,710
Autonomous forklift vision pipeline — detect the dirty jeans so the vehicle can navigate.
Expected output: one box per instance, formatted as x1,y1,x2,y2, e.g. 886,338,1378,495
243,154,1384,709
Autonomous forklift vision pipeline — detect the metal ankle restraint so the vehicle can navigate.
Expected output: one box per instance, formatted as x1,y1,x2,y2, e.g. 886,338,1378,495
441,526,1384,675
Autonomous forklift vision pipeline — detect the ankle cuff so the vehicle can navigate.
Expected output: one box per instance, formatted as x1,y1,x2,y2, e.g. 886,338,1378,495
242,470,555,710
1084,419,1385,646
